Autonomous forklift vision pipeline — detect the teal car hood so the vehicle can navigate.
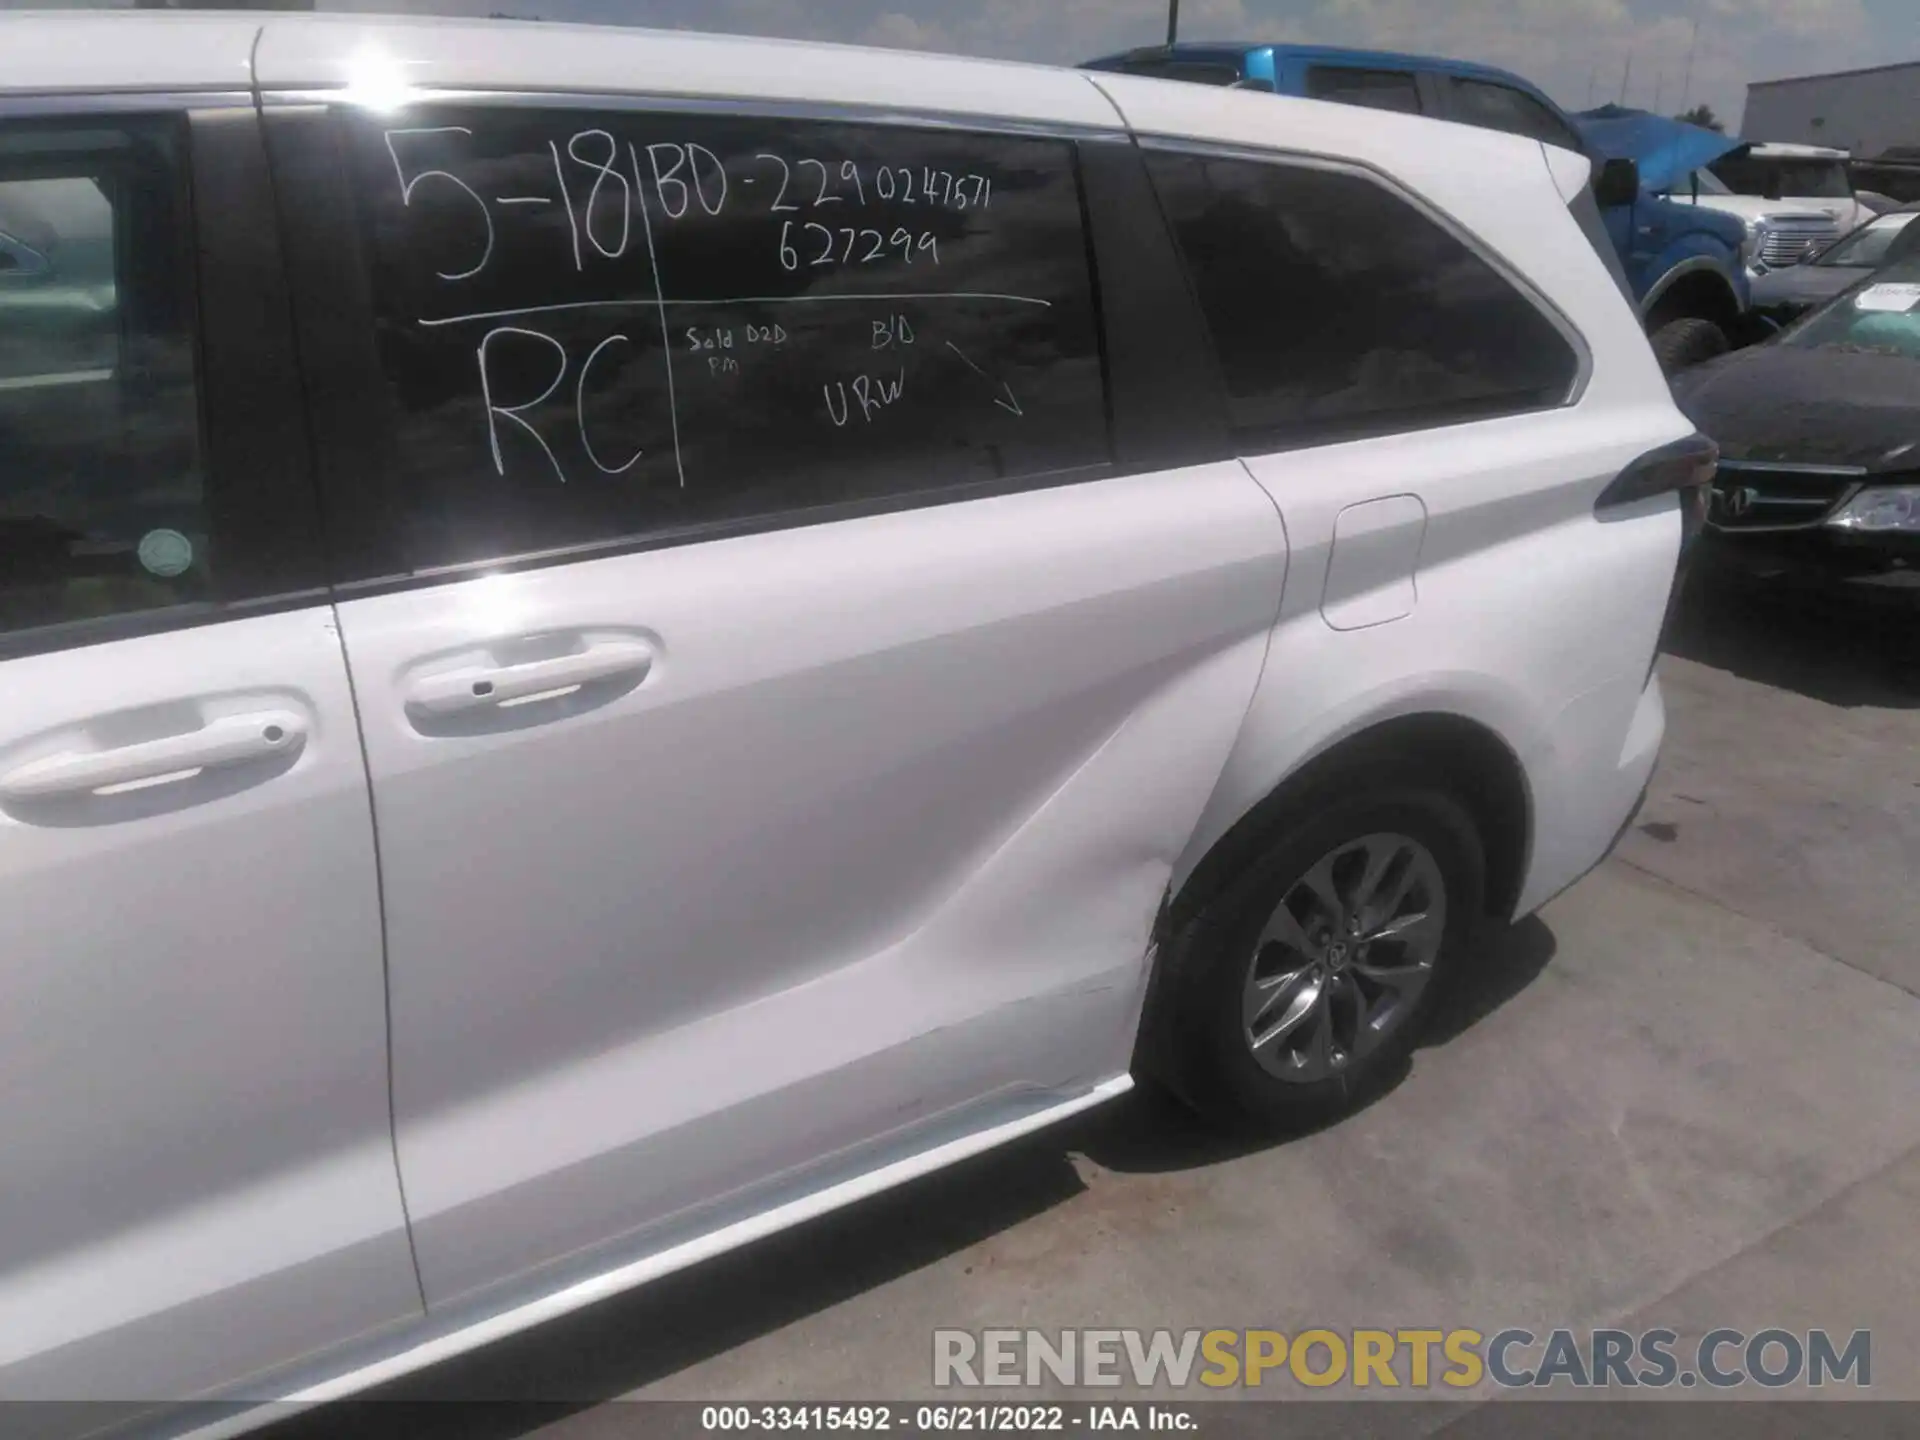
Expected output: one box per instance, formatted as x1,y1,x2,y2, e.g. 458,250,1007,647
1574,105,1744,195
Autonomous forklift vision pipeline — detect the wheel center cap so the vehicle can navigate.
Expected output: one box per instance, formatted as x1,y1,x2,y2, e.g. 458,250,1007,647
1326,941,1350,971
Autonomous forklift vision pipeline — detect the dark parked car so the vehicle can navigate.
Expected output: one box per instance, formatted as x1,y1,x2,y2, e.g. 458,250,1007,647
1750,204,1920,327
1673,256,1920,597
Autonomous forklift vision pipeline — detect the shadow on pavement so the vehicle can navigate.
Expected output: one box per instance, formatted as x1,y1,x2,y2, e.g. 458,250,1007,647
259,918,1559,1440
1667,565,1918,709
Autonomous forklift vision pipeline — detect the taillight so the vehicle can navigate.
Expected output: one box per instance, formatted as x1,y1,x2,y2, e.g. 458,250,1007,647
1597,432,1720,522
1600,433,1720,688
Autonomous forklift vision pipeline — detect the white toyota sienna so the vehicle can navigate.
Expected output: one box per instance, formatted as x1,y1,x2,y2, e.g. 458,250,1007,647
0,12,1711,1433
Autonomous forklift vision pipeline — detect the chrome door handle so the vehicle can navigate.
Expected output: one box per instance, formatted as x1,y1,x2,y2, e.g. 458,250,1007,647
0,710,307,801
404,641,653,718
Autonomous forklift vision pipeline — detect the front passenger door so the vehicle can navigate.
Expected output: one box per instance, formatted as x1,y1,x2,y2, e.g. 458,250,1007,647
0,103,419,1416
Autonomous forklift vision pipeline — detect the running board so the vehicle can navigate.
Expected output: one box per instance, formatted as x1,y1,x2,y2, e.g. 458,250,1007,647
166,1074,1134,1440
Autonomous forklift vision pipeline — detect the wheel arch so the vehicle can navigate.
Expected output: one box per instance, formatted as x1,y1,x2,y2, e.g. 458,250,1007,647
1641,260,1744,333
1162,709,1536,941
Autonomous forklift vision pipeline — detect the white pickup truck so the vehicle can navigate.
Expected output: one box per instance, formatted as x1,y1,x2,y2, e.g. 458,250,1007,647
1671,142,1876,271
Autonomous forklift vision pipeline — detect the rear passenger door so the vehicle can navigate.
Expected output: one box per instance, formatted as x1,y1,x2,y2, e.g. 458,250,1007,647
0,103,418,1408
270,100,1288,1312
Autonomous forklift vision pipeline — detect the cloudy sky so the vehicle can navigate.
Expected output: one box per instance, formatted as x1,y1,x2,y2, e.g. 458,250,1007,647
19,0,1916,131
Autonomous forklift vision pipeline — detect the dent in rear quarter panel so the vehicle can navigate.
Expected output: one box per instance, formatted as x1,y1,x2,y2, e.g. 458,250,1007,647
1178,401,1690,913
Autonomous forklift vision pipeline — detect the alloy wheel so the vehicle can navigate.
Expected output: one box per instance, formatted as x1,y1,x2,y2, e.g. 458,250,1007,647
1240,831,1447,1083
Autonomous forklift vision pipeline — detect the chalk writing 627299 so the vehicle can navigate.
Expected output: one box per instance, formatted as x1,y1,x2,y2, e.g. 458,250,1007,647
779,223,939,271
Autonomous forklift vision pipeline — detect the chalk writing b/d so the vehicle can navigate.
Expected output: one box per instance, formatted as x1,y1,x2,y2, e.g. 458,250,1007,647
872,314,916,351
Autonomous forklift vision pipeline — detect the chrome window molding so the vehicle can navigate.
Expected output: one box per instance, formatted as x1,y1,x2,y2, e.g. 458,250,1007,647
1715,459,1869,475
0,91,254,117
258,86,1132,146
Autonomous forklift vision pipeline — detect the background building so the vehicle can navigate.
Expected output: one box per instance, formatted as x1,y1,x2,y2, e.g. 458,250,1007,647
1739,61,1920,159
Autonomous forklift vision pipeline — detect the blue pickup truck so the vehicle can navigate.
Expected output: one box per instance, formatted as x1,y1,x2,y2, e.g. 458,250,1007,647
1081,42,1754,372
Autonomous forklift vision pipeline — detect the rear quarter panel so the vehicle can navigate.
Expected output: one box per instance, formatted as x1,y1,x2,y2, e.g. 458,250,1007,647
1087,75,1692,916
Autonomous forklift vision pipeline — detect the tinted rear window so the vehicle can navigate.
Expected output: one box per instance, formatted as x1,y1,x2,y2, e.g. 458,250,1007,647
1142,148,1581,451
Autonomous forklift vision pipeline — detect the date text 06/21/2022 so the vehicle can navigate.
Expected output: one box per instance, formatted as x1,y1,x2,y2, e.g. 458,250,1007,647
700,1405,1195,1432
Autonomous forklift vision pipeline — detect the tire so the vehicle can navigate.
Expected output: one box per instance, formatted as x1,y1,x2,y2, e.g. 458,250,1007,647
1144,777,1485,1134
1650,315,1731,375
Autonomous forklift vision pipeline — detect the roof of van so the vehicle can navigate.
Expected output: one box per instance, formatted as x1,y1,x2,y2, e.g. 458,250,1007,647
0,9,1570,227
0,11,1121,132
1081,41,1547,93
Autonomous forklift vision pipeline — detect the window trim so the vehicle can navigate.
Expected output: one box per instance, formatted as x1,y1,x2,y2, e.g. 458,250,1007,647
0,97,326,664
259,88,1130,146
1133,134,1594,421
1079,136,1234,473
0,91,255,120
270,93,1129,596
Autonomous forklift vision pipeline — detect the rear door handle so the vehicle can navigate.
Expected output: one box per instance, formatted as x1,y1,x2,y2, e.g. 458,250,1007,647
0,710,307,802
404,641,653,718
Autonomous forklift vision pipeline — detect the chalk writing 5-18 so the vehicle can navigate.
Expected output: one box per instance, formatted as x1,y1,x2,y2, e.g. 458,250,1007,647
385,127,495,281
567,130,633,260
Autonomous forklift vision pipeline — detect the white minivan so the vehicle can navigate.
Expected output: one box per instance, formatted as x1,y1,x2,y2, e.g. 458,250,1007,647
0,13,1708,1434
